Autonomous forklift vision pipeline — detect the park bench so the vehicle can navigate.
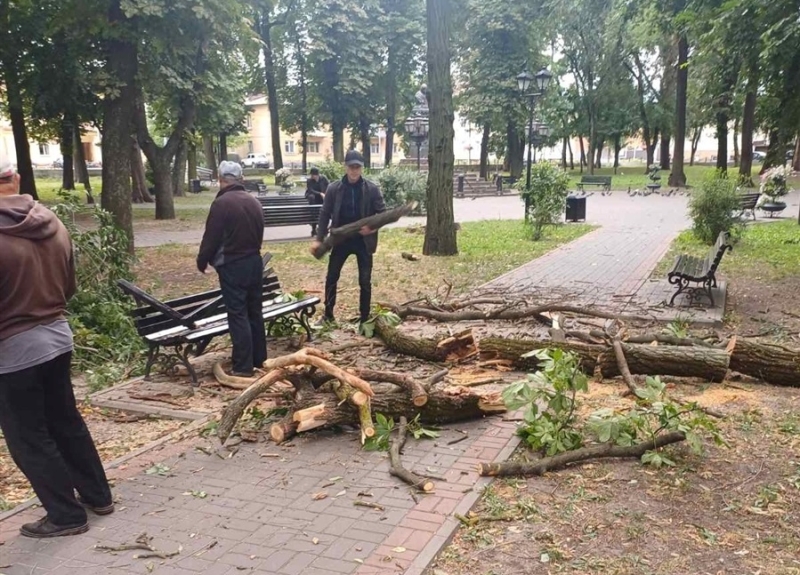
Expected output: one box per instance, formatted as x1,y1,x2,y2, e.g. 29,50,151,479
737,192,760,220
118,256,319,385
667,231,732,307
257,195,322,228
243,180,268,195
577,175,612,192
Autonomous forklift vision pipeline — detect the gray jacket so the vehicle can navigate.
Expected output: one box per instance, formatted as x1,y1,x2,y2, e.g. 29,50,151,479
316,177,386,253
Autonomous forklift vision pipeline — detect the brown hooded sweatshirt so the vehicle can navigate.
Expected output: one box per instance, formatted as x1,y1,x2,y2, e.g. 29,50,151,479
0,195,76,342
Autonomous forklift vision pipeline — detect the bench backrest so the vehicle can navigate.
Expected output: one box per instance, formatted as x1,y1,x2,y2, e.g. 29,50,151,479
580,175,612,184
263,204,322,226
702,231,732,277
257,195,309,207
739,193,760,209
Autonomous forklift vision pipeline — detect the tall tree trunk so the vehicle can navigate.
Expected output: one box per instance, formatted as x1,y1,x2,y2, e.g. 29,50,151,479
507,122,523,179
613,134,621,173
568,138,574,170
646,128,659,171
594,142,603,169
690,127,702,166
732,116,739,167
359,116,371,168
151,157,173,217
131,142,152,203
60,119,75,191
792,137,800,173
172,138,187,197
739,62,758,184
561,137,568,169
218,132,228,164
660,134,671,170
578,137,586,173
187,137,198,181
479,123,490,179
203,135,217,177
716,109,729,173
385,46,398,167
101,0,136,247
2,65,37,198
423,0,457,256
258,12,283,170
332,116,345,163
668,35,688,188
301,122,308,173
588,120,597,175
73,124,94,203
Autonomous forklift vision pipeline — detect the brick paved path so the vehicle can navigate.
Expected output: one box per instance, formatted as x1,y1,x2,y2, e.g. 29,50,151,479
0,417,518,575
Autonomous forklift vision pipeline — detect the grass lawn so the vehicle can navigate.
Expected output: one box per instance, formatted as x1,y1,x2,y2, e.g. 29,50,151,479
653,220,800,280
133,220,596,318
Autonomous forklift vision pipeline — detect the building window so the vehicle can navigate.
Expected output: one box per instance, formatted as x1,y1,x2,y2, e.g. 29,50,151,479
38,143,50,156
284,141,295,153
393,144,399,153
370,143,380,155
246,115,252,129
247,141,254,154
307,142,320,154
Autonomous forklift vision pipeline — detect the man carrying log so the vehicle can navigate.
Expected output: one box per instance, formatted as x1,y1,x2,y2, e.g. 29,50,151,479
310,150,386,330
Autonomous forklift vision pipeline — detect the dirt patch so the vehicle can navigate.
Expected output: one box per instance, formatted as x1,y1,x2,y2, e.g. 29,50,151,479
727,275,800,340
431,380,800,575
1,407,186,511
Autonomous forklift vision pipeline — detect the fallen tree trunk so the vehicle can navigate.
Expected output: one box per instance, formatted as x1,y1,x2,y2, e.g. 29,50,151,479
313,202,416,259
478,431,686,477
354,369,428,407
269,387,505,443
393,302,655,324
375,317,462,362
730,338,800,387
480,337,730,382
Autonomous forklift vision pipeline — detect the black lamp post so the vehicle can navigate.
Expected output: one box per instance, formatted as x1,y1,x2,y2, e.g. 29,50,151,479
404,115,429,171
518,68,554,218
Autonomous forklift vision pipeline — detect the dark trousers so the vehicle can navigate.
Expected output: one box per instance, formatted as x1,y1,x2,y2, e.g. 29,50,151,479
0,352,112,525
324,238,373,323
217,254,268,373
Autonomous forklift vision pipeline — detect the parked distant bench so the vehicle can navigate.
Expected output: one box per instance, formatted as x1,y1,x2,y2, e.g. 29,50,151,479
243,180,268,195
667,231,732,307
118,258,319,385
577,175,612,192
738,192,760,220
256,195,322,227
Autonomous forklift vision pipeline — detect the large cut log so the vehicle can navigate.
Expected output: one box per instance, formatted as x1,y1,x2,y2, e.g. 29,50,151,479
393,302,654,324
374,317,452,362
480,337,730,382
269,387,505,443
313,202,416,259
730,338,800,387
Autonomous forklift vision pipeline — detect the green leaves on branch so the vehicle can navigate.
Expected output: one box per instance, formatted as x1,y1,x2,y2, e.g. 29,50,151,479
516,163,571,241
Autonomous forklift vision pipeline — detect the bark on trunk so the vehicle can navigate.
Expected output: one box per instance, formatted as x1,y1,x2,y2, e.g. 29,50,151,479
561,137,568,170
613,134,621,173
101,0,136,247
131,142,152,203
359,116,371,168
594,142,603,169
385,47,398,167
332,116,345,163
507,122,524,179
479,123,490,179
668,34,688,188
258,11,283,171
792,138,800,173
690,127,702,166
730,339,800,388
60,120,76,191
423,0,458,256
578,137,586,173
203,135,217,177
187,135,198,181
2,65,37,198
568,138,574,170
151,158,174,219
646,128,659,171
218,132,228,164
733,116,740,168
74,126,94,203
660,134,671,170
171,138,187,197
739,62,758,184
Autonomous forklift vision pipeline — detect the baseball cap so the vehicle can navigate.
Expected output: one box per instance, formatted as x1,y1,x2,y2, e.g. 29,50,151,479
0,156,15,180
344,150,365,167
218,160,243,179
310,167,320,175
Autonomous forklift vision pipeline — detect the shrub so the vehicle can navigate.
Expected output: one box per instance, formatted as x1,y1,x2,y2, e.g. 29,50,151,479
516,163,571,240
375,166,427,214
313,159,345,182
52,193,144,391
688,171,744,245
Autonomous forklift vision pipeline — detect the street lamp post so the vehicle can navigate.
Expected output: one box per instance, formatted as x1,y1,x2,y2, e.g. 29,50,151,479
517,68,554,218
404,115,429,172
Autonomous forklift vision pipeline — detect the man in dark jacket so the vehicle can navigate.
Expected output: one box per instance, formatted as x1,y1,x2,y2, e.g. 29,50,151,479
0,158,114,538
305,167,328,236
310,150,386,326
197,161,267,376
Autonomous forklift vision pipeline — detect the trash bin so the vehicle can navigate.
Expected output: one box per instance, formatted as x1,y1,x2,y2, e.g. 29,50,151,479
566,196,586,222
190,179,202,194
457,175,465,198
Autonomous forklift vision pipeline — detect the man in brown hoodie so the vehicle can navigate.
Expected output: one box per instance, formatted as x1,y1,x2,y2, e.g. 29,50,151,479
0,158,113,538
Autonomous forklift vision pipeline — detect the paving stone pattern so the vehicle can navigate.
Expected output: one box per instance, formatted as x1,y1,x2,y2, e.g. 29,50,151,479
0,417,519,575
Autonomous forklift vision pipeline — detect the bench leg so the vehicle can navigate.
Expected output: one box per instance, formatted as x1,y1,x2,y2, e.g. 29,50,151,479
144,345,159,381
704,279,715,307
144,343,200,387
669,278,689,306
194,337,213,357
298,305,316,341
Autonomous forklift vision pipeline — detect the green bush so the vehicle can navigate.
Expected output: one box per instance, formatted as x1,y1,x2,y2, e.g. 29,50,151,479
688,172,744,245
52,193,145,391
516,163,571,240
374,166,427,214
313,159,345,182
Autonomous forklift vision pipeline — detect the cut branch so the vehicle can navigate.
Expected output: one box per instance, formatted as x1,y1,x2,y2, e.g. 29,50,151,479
389,416,434,492
313,203,417,259
218,370,286,442
478,432,686,477
353,369,428,407
393,302,654,324
263,348,374,397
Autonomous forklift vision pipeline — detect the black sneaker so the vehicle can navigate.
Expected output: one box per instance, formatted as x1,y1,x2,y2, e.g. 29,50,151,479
230,370,255,378
20,517,89,538
77,495,115,516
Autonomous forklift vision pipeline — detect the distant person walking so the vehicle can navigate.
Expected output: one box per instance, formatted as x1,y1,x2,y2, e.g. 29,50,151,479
305,167,329,237
0,157,114,538
310,150,386,329
197,161,267,376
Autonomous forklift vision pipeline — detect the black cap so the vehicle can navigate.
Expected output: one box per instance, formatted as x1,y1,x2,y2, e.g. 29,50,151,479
344,149,365,167
310,167,319,175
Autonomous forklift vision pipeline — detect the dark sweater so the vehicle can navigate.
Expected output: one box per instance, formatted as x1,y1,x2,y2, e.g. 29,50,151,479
197,184,264,271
